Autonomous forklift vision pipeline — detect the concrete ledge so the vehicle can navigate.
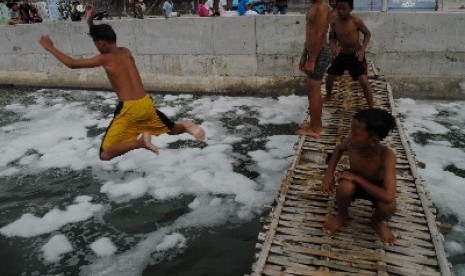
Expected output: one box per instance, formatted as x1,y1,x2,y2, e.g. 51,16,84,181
1,13,464,98
387,75,465,100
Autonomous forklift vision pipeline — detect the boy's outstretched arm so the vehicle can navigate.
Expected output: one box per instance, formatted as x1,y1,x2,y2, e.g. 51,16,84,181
86,4,95,26
321,138,349,194
39,35,104,69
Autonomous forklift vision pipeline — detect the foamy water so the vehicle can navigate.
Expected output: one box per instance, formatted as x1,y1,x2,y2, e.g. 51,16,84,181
0,88,463,275
0,88,304,275
396,98,465,275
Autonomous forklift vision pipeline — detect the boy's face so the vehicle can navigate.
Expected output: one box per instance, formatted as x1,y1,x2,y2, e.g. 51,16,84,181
349,119,376,149
94,40,109,54
336,2,352,18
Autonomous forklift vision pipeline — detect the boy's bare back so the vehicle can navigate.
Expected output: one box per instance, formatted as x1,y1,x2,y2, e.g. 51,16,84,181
40,4,147,102
98,48,147,101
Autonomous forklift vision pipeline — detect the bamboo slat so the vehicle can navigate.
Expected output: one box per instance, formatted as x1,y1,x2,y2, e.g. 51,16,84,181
249,67,451,276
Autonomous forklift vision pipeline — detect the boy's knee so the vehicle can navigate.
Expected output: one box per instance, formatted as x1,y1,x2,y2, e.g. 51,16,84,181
336,179,356,196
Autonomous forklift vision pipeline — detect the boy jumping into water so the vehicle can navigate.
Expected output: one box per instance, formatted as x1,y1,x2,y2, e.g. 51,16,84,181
39,5,205,161
321,108,397,245
325,0,373,107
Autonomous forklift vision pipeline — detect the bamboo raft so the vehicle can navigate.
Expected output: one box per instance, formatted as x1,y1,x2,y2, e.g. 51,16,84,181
250,65,452,276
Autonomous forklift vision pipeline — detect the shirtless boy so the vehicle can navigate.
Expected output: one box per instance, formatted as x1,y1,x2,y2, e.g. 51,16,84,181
321,108,397,245
297,0,331,138
325,0,373,107
39,5,205,161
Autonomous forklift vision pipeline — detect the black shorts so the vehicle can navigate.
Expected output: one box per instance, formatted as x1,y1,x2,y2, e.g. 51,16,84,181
327,52,367,81
352,179,384,204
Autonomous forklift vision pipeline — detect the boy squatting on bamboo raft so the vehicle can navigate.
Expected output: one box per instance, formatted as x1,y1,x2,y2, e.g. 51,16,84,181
39,4,205,161
321,108,397,245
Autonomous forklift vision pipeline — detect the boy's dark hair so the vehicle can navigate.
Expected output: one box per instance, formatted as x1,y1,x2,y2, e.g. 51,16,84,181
353,108,395,140
336,0,354,9
88,24,117,43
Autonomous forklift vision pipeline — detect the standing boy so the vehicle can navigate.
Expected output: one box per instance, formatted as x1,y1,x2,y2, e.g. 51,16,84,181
324,0,373,107
321,108,397,245
297,0,332,138
39,5,205,161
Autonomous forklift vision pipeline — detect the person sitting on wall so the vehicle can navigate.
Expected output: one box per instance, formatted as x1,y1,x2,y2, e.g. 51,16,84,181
204,0,220,16
7,1,23,25
236,0,247,15
69,1,85,21
19,0,32,23
28,4,42,22
219,0,239,16
129,0,144,19
197,0,210,17
245,0,258,15
162,0,180,18
18,0,42,23
272,0,288,14
218,0,229,14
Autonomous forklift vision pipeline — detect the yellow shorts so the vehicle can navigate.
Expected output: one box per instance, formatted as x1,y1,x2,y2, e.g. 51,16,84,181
100,95,174,152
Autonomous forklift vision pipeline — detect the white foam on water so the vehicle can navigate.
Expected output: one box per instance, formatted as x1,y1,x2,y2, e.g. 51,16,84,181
2,90,464,274
41,234,73,263
0,95,105,171
446,240,464,257
155,233,186,251
0,167,20,177
249,135,296,172
0,90,304,275
396,98,465,263
81,197,235,276
0,196,103,237
187,95,307,125
90,237,118,257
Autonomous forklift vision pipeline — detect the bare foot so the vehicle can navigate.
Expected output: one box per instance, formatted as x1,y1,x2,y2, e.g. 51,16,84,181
138,132,159,155
322,214,347,235
296,127,323,138
372,221,396,245
299,122,310,129
183,120,205,142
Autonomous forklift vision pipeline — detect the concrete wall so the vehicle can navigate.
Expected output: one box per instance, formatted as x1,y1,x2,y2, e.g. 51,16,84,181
359,12,465,98
440,0,465,11
0,13,464,98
